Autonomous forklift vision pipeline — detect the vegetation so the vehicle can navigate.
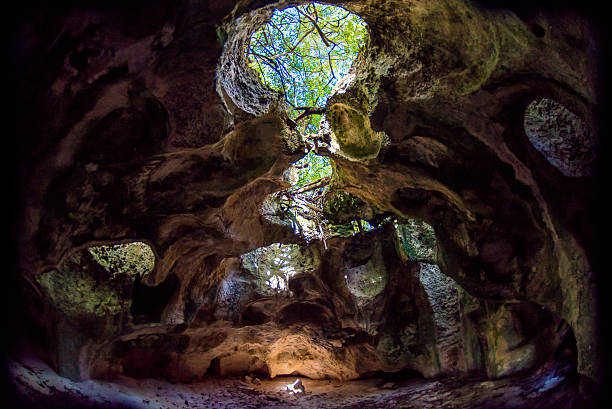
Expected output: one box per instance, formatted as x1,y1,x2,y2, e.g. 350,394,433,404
88,242,155,278
323,190,362,220
269,151,333,242
324,190,392,236
246,2,367,133
36,252,129,319
291,151,332,187
250,3,372,243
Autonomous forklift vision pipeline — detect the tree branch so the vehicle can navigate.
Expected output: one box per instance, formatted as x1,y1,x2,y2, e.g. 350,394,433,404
294,107,326,123
328,53,336,79
296,7,336,48
250,52,289,98
293,196,323,213
269,27,314,60
288,176,330,195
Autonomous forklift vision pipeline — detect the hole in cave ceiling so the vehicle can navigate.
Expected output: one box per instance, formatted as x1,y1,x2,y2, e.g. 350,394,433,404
245,1,367,133
240,243,318,295
246,3,373,244
523,98,597,178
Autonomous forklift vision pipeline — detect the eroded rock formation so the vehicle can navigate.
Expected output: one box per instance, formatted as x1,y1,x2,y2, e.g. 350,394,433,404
8,0,606,407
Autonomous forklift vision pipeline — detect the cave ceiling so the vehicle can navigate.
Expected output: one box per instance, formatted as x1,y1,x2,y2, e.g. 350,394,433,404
7,0,609,403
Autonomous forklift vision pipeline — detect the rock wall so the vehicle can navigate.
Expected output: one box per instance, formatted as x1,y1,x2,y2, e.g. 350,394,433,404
11,0,602,390
325,0,601,384
418,263,464,374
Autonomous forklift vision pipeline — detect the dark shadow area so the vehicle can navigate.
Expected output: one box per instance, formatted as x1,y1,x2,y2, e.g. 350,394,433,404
360,368,425,382
130,273,179,324
206,357,222,377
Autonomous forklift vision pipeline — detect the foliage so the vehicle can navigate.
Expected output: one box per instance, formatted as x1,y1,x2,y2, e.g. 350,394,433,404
328,218,379,237
88,242,155,278
324,190,388,236
266,152,332,242
353,219,375,233
323,190,363,222
291,151,332,188
246,2,367,133
248,3,370,242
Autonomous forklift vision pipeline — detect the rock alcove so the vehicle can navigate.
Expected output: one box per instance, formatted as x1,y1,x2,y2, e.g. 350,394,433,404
7,0,608,408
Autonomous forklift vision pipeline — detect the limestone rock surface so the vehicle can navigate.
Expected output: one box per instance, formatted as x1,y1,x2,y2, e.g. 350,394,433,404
9,0,603,402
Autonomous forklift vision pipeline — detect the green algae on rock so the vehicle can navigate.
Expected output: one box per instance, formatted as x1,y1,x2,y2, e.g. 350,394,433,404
88,242,155,279
36,252,129,319
328,103,382,161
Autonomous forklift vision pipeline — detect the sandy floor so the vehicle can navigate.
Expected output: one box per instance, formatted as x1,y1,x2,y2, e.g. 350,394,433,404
7,353,590,409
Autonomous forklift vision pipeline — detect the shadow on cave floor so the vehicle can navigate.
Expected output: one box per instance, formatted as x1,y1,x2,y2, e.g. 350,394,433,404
7,353,591,409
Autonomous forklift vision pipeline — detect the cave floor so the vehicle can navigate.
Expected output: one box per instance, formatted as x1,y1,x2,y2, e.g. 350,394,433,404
9,354,586,409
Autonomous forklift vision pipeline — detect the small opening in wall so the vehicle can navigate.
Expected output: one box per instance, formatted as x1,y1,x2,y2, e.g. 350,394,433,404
531,23,545,38
523,98,596,177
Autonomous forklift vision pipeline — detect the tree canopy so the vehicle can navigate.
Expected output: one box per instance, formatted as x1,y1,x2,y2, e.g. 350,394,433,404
246,2,367,133
248,3,371,244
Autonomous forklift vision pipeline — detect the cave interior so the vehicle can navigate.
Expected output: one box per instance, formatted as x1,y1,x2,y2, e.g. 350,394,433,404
6,0,611,408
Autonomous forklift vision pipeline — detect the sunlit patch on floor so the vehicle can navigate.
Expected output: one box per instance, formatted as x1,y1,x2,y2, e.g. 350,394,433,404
9,353,586,409
284,378,306,394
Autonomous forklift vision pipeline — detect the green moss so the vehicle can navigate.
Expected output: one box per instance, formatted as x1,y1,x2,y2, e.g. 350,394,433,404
323,191,363,222
328,103,381,161
88,242,155,278
37,267,127,318
36,244,155,320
